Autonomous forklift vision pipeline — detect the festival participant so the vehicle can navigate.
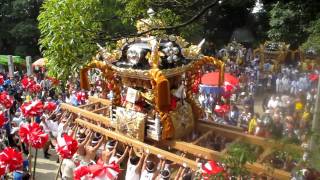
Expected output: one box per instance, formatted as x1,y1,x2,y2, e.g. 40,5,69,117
269,114,284,139
100,140,117,163
140,150,158,180
40,114,57,159
125,147,145,180
108,144,129,165
155,157,169,180
248,113,258,135
73,129,92,166
82,132,104,166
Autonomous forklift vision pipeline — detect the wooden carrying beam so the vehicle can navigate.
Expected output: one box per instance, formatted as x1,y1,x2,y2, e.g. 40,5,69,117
198,122,302,153
75,118,198,170
78,102,100,108
88,96,111,106
163,140,290,179
92,106,110,113
61,103,111,127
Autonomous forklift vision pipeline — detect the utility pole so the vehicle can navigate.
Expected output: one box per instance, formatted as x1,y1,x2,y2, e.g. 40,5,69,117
310,74,320,170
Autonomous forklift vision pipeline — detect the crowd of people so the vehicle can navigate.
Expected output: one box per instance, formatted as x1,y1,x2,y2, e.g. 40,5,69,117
198,54,319,146
0,69,205,180
0,50,318,180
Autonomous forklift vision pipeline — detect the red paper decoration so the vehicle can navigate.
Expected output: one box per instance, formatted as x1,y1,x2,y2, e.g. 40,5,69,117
19,122,49,149
74,166,91,180
29,83,42,94
0,91,13,109
74,162,120,180
21,76,35,89
214,104,230,117
76,91,87,103
0,111,6,128
20,100,44,117
202,160,224,179
44,102,57,112
0,75,4,86
56,134,78,159
0,147,23,174
89,162,120,180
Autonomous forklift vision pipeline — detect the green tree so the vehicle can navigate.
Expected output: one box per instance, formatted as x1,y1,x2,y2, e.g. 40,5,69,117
267,0,320,48
38,0,117,80
0,0,42,56
301,19,320,54
38,0,217,80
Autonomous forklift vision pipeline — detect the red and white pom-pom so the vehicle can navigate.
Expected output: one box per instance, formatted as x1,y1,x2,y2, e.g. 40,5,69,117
31,131,49,149
74,166,91,180
0,111,6,128
0,147,23,173
21,76,32,89
76,92,87,103
0,75,4,86
56,134,78,159
0,91,13,109
224,81,236,92
44,101,57,112
202,160,224,179
89,162,120,180
214,104,230,116
0,166,5,177
19,122,48,149
20,100,44,117
29,83,42,94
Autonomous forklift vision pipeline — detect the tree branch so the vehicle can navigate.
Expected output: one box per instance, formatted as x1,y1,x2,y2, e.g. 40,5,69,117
98,0,219,42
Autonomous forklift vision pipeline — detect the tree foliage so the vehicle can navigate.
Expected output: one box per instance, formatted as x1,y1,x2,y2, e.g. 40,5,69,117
38,0,106,80
0,0,42,56
267,0,320,48
301,19,320,54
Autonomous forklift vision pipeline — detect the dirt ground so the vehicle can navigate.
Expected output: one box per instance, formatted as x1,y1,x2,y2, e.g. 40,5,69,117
33,148,60,179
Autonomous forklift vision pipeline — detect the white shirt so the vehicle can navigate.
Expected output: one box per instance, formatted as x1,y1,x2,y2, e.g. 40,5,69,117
125,162,140,180
140,170,154,180
41,119,59,137
61,159,76,179
109,156,119,164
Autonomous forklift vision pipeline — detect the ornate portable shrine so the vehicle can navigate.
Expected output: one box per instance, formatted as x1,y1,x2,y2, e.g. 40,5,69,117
221,41,246,65
60,14,302,179
254,41,290,72
299,47,320,71
80,20,224,141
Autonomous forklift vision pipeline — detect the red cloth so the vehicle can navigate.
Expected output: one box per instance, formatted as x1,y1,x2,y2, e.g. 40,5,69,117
202,160,224,179
201,72,239,86
44,102,57,112
170,96,177,110
56,134,78,159
0,147,23,174
19,122,48,149
0,111,6,128
0,91,13,109
0,75,4,86
20,100,44,117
